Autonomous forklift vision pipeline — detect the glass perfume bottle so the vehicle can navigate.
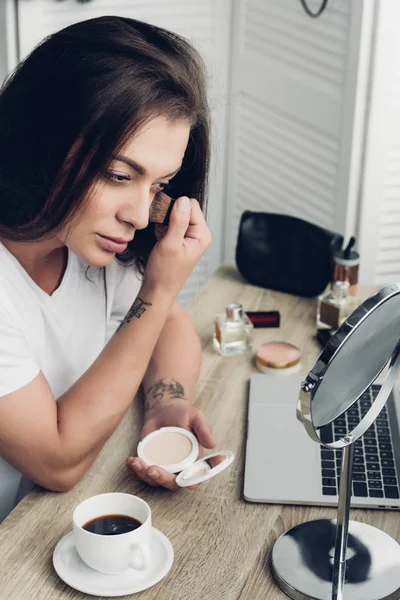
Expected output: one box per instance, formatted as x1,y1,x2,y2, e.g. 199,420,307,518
317,237,360,330
213,303,253,356
317,280,354,329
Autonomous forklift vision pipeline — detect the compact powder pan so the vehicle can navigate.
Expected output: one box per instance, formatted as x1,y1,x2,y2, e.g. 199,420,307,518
137,427,199,474
255,341,301,375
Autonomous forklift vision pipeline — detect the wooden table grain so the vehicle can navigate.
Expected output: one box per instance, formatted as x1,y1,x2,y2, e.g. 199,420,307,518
0,266,397,600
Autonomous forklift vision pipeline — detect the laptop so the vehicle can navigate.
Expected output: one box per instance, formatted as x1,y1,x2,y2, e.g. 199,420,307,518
244,374,400,510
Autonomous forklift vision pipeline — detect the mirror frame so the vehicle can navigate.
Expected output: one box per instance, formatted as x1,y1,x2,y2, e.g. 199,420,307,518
297,283,400,448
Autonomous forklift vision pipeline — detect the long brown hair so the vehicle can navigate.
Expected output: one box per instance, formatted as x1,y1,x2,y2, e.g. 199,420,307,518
0,16,210,272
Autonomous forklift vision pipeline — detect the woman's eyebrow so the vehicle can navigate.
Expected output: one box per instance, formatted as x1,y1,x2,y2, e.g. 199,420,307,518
114,155,181,179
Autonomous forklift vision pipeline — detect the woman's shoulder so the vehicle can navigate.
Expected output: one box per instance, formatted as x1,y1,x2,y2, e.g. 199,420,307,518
0,250,20,312
0,275,20,321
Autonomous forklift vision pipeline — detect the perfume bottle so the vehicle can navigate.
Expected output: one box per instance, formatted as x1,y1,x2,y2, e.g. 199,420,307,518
317,237,360,330
317,281,352,329
213,303,253,356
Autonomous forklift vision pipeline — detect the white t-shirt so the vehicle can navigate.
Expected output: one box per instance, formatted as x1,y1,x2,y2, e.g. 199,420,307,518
0,242,142,522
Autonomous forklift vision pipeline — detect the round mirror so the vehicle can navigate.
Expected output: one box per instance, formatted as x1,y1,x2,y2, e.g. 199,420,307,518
304,284,400,431
279,283,400,600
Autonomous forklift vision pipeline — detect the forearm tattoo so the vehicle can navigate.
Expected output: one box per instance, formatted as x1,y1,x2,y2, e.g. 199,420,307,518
116,297,152,333
144,378,187,411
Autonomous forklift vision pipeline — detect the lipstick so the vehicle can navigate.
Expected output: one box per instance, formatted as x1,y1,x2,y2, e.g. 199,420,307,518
245,311,280,328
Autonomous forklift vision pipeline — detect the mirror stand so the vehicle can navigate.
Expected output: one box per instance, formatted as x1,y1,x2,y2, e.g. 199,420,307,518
271,437,400,600
271,356,400,600
331,443,354,600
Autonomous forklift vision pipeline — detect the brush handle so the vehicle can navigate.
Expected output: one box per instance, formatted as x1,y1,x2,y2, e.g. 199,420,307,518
161,197,176,225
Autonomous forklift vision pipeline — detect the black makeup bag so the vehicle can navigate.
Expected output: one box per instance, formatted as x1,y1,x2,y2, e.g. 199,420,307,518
235,211,343,298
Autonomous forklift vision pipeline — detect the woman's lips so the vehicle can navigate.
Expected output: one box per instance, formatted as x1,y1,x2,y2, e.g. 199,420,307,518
96,234,128,253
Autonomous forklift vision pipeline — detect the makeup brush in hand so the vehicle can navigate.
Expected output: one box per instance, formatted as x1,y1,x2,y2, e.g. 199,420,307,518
149,192,176,225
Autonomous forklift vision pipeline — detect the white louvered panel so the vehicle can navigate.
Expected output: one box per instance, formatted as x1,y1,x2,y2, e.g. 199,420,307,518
0,0,18,83
18,0,217,59
224,0,364,264
242,1,348,92
237,96,338,220
16,0,232,304
375,147,400,283
279,0,349,19
358,0,400,286
0,4,8,82
375,11,400,284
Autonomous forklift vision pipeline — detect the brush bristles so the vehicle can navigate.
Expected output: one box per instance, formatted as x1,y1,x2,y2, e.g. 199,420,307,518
149,192,175,224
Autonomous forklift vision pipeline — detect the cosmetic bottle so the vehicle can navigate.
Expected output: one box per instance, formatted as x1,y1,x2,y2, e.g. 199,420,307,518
213,303,253,356
317,281,353,329
317,237,360,330
332,236,360,299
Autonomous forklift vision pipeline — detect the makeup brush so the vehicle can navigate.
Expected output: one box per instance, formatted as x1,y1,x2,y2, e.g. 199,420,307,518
149,192,176,225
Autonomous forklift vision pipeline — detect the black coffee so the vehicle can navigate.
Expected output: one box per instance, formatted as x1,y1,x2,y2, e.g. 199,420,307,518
82,514,142,535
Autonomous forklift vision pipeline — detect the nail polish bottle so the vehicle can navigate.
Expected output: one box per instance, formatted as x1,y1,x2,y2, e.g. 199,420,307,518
213,303,253,356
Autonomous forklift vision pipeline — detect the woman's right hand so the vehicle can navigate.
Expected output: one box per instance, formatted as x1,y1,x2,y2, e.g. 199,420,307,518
143,196,211,296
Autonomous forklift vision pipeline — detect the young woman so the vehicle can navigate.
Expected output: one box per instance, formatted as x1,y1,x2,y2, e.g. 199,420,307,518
0,15,216,522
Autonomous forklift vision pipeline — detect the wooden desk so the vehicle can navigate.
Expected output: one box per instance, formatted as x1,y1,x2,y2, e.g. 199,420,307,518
0,266,397,600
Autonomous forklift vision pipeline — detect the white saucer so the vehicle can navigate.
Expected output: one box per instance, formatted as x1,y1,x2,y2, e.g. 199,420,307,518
53,528,174,597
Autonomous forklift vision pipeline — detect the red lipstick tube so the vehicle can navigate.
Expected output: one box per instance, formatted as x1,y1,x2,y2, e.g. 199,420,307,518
245,311,280,328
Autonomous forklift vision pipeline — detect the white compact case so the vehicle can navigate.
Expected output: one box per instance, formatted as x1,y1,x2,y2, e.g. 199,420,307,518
137,427,234,487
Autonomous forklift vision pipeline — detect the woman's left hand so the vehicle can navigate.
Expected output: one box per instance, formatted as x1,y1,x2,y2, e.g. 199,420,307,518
126,400,216,491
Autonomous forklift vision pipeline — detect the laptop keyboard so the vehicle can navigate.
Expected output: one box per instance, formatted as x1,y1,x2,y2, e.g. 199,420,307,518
319,385,400,500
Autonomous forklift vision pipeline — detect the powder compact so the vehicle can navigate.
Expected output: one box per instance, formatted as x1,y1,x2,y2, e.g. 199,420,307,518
255,341,301,375
137,427,234,487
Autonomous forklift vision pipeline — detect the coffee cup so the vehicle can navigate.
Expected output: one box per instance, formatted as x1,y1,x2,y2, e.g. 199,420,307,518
73,492,152,574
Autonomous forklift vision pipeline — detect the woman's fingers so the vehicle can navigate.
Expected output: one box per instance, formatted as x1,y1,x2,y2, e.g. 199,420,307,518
162,196,191,245
127,458,157,486
145,466,180,491
208,454,225,468
126,457,200,492
127,457,180,492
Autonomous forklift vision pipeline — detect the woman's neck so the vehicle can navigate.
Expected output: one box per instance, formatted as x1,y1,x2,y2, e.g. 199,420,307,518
0,237,68,295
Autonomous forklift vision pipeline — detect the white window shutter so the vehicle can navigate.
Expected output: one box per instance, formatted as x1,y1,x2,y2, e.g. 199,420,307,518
0,0,18,82
223,0,373,266
358,0,400,286
16,0,232,304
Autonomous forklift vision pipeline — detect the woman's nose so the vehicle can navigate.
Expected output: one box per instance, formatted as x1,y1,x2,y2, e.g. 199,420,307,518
118,192,150,230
